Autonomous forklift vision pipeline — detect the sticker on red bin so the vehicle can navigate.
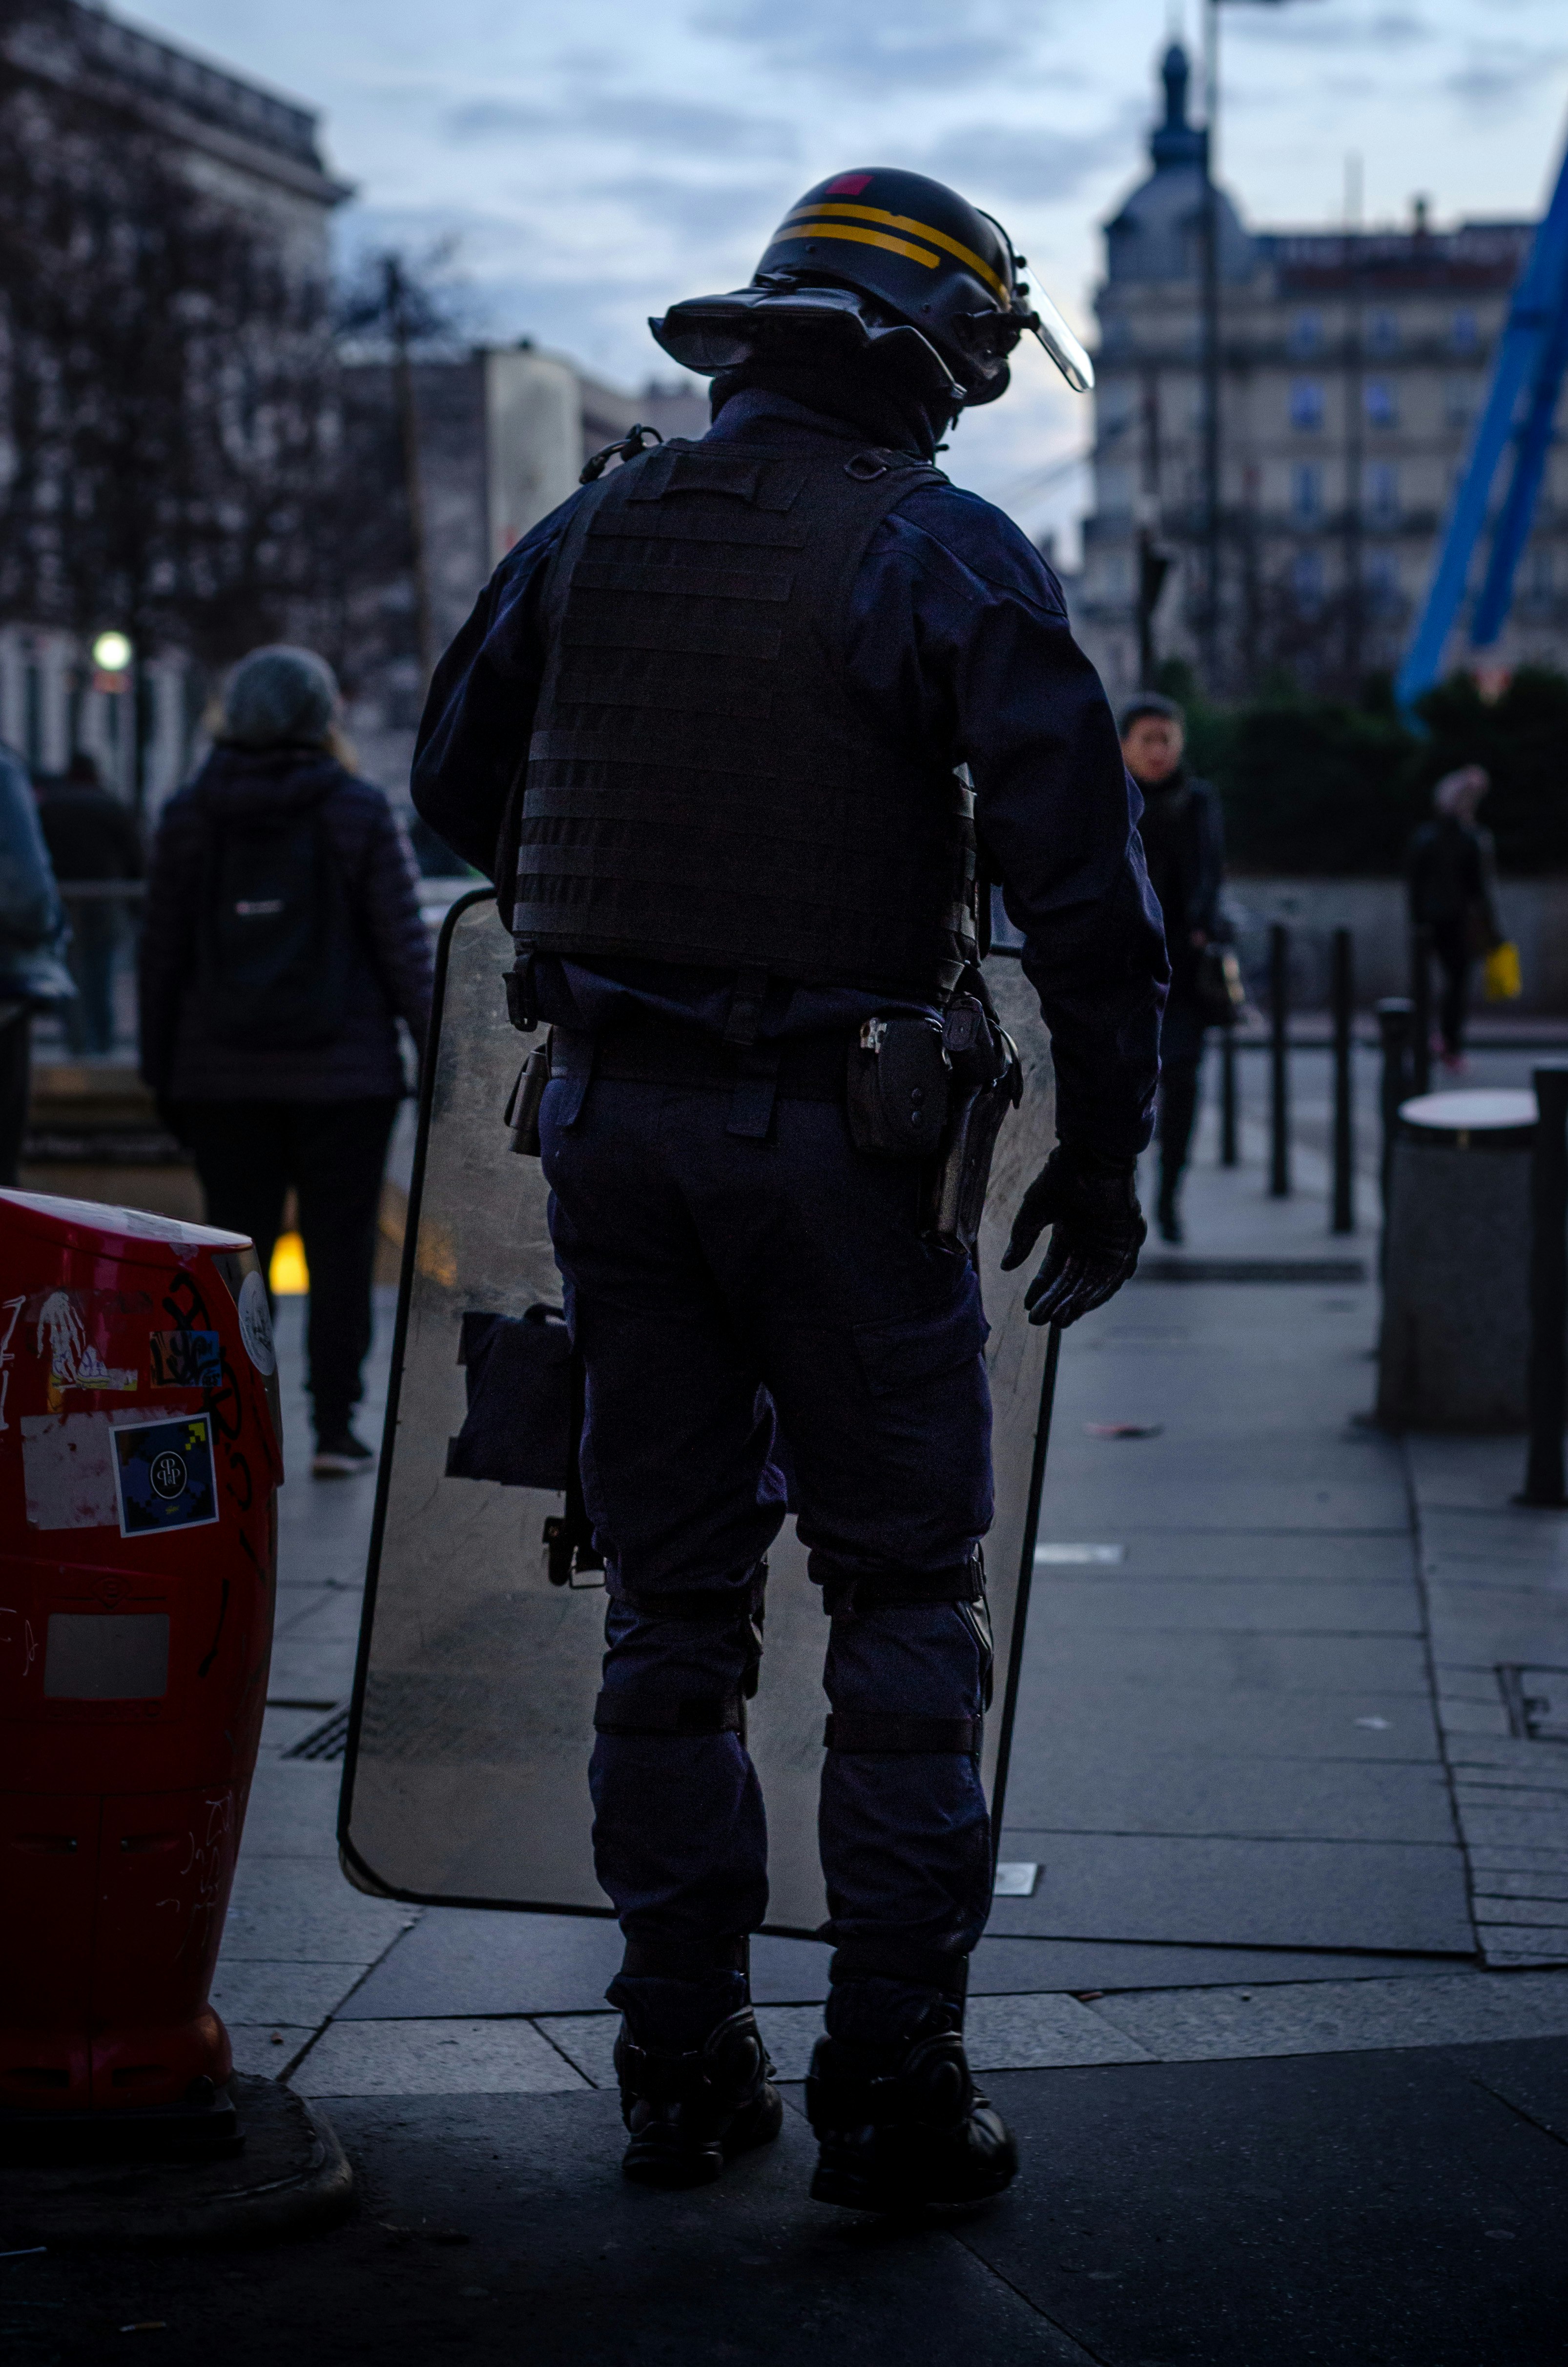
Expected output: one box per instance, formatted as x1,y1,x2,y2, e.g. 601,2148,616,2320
148,1330,222,1389
112,1413,219,1537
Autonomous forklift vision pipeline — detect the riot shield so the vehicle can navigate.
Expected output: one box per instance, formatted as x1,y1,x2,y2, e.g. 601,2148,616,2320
339,891,1057,1932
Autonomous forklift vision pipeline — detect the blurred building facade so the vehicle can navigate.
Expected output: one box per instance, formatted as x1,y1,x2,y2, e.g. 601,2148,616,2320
342,351,705,807
1076,43,1561,700
0,0,348,805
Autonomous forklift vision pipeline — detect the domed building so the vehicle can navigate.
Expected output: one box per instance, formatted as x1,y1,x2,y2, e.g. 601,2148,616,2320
1074,42,1553,700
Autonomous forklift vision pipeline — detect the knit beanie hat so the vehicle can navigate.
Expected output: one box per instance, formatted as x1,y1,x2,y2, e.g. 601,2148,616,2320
220,645,338,749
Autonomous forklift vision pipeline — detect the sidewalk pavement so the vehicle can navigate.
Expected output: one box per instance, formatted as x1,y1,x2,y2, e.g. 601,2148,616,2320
11,1077,1567,2363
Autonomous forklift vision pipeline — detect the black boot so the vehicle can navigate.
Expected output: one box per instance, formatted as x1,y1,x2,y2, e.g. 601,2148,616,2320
615,2005,783,2189
806,1986,1016,2214
1156,1177,1183,1245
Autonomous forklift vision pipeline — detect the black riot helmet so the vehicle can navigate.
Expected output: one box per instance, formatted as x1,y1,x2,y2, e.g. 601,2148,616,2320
651,167,1093,412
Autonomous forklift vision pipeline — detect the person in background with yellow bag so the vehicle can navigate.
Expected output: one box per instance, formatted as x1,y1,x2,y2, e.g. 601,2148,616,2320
1407,764,1518,1072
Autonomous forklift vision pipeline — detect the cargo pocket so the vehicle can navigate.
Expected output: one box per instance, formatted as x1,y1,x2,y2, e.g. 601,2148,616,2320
852,1292,989,1399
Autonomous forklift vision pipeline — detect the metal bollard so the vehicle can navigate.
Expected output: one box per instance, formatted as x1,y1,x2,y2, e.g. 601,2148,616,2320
1219,1029,1238,1168
1410,923,1433,1098
1375,997,1414,1228
1269,922,1290,1198
1331,926,1355,1235
1521,1064,1568,1507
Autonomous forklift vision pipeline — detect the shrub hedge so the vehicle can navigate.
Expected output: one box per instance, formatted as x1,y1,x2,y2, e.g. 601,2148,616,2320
1149,663,1568,876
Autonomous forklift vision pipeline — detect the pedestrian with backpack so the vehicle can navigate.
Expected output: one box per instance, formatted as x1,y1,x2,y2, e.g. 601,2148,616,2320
139,646,433,1476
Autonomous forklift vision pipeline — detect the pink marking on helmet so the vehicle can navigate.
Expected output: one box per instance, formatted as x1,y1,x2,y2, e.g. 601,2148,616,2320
824,174,873,196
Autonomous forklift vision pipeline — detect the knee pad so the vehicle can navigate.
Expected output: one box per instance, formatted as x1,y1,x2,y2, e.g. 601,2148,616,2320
594,1565,766,1738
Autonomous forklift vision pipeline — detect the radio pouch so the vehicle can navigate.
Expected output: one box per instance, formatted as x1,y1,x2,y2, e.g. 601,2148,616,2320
845,1015,950,1157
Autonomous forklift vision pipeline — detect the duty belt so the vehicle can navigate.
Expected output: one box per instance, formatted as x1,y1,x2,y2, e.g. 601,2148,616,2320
552,1012,848,1104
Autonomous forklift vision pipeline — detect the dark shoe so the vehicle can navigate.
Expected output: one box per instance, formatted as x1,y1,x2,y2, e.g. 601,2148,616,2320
1156,1202,1183,1245
617,2006,782,2190
311,1430,376,1478
806,2023,1017,2214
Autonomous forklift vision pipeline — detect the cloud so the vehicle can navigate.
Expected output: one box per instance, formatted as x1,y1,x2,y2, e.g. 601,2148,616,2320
444,90,797,165
590,95,797,159
594,173,787,241
923,109,1139,207
1225,6,1433,49
1445,44,1568,109
692,0,1036,90
445,98,557,142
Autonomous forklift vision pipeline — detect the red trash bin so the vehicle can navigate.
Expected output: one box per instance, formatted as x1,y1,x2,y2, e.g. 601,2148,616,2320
0,1189,283,2150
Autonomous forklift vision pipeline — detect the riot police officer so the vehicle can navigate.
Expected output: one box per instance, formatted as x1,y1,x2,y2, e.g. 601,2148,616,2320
413,169,1165,2212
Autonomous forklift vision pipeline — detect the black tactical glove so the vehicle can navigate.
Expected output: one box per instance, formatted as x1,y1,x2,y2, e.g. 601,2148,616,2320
999,1143,1146,1329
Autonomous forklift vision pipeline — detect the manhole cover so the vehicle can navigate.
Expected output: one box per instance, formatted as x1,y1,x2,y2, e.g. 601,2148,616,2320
1498,1666,1568,1744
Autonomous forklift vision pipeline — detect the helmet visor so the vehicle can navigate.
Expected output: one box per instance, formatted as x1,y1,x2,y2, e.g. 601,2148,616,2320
1029,288,1093,393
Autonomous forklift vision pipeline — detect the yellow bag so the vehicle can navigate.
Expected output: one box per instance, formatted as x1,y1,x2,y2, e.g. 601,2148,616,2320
1483,940,1522,1002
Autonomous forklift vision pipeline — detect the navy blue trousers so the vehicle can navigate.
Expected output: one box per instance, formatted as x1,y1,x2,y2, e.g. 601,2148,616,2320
539,1073,996,1988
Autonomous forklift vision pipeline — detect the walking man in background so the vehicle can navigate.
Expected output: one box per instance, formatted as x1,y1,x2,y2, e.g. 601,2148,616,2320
140,646,433,1476
1407,764,1503,1072
1119,692,1229,1244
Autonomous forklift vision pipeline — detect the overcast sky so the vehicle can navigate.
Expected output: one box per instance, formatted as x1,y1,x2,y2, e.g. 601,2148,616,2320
126,0,1568,555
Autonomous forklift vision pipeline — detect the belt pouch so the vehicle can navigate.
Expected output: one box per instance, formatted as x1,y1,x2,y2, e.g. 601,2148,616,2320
504,1037,552,1157
845,1016,950,1156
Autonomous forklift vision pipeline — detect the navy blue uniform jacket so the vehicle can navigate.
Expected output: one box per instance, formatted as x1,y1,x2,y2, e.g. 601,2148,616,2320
413,390,1166,1162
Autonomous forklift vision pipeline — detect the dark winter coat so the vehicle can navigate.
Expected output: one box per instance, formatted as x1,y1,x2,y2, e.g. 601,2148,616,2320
138,746,434,1103
1407,815,1502,952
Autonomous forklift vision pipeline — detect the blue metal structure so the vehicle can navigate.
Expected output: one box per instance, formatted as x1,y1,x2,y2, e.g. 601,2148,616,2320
1397,130,1568,709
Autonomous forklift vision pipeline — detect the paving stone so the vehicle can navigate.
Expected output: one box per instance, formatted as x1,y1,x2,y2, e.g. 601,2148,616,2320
1088,1972,1568,2062
534,2013,619,2088
963,1993,1154,2070
272,1589,368,1643
222,1856,418,1961
239,1761,343,1856
266,1636,362,1702
1472,1868,1568,1901
1454,1803,1568,1851
1055,1529,1415,1581
988,1833,1474,1954
971,1935,1472,1990
227,2024,315,2077
210,1959,371,2027
291,2017,590,2097
1000,1753,1456,1843
1033,1580,1420,1635
1471,1895,1568,1929
1475,1926,1568,1961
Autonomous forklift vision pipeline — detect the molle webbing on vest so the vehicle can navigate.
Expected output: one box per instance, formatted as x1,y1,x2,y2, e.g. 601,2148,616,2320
514,441,978,1000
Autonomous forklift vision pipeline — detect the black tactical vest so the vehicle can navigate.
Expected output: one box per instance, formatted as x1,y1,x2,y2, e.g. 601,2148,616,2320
513,439,978,1001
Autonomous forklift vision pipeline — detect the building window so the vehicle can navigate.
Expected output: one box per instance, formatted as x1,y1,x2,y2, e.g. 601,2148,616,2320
1292,463,1322,521
1530,546,1553,599
1292,549,1324,610
1451,310,1478,353
1290,379,1324,431
1366,462,1399,522
1445,379,1475,432
1290,312,1322,356
1364,379,1398,429
1365,553,1401,613
1368,310,1399,355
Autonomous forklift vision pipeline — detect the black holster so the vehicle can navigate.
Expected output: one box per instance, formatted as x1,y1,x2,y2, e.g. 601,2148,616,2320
922,996,1023,1257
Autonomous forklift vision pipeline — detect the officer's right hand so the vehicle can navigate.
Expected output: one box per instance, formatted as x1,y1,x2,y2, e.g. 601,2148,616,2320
1000,1144,1146,1329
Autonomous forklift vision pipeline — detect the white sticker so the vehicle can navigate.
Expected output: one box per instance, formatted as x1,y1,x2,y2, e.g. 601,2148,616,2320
237,1270,276,1376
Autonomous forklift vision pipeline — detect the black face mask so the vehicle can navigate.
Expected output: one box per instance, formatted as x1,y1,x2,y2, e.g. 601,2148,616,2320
710,354,956,461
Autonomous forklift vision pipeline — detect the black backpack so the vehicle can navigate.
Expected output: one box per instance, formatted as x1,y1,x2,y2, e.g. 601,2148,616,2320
196,783,353,1049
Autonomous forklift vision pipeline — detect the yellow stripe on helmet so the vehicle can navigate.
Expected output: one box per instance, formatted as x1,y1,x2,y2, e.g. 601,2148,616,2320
773,221,940,272
784,202,1010,303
